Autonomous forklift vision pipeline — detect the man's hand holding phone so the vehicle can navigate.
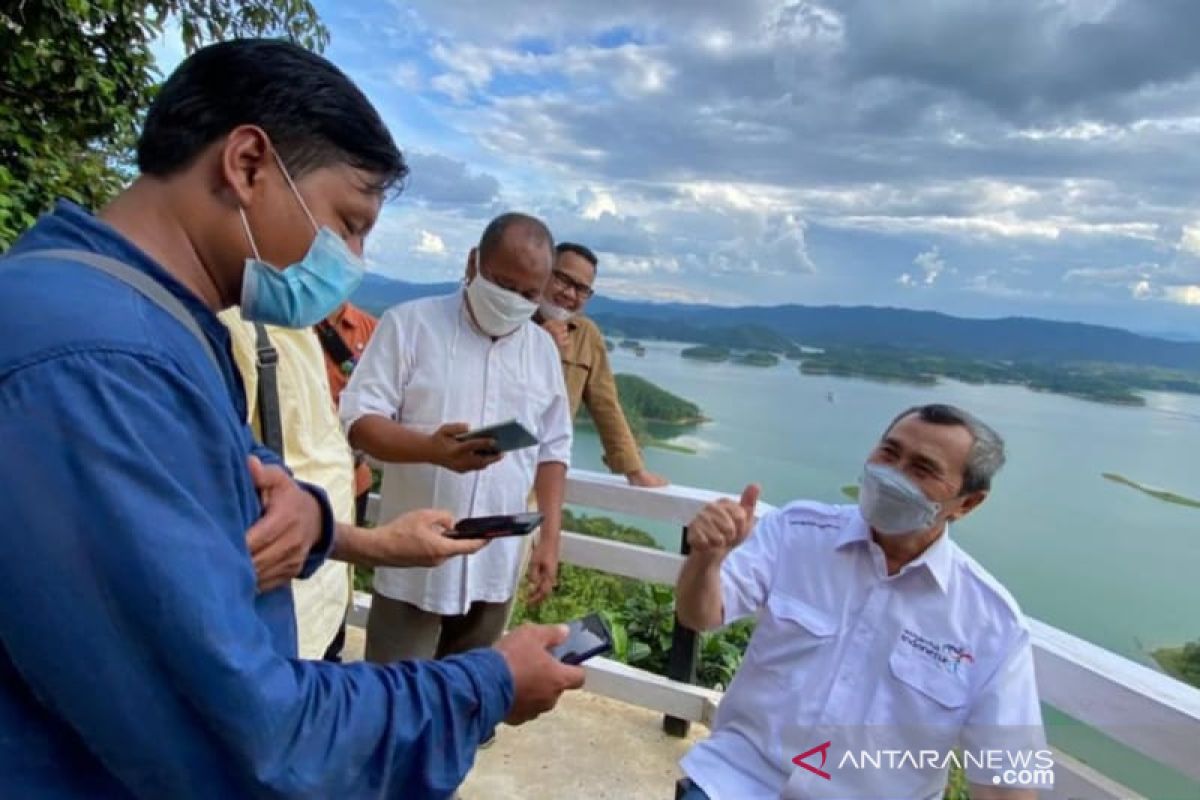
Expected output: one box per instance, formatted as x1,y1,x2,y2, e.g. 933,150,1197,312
548,613,614,665
494,624,585,725
427,422,503,473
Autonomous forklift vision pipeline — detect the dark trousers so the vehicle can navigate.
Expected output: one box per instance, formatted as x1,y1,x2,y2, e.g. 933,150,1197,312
321,613,348,663
355,491,370,526
675,778,710,799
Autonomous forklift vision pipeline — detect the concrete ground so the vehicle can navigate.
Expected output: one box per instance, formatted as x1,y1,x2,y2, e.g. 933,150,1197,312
343,627,708,799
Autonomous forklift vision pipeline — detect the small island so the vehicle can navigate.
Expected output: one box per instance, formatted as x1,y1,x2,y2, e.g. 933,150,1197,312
1152,639,1200,689
681,345,730,363
733,351,780,367
1102,473,1200,509
800,350,937,386
576,373,707,453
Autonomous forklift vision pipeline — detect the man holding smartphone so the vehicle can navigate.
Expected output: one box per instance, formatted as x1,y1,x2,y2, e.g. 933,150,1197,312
342,212,573,664
0,40,582,799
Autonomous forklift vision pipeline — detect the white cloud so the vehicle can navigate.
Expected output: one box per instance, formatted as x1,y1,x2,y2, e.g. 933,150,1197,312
912,246,946,286
1179,221,1200,256
430,72,473,103
578,187,618,220
1163,284,1200,305
601,254,681,275
597,277,713,304
831,214,1159,242
328,0,1200,327
390,62,424,91
415,230,447,255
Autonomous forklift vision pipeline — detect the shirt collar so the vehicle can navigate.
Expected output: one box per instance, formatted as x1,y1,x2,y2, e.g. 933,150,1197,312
839,506,954,594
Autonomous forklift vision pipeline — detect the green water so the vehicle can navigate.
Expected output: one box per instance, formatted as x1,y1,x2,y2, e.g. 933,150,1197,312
569,340,1200,797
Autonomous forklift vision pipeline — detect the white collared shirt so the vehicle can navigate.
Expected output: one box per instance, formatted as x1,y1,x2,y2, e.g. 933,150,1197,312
339,292,572,615
681,502,1046,799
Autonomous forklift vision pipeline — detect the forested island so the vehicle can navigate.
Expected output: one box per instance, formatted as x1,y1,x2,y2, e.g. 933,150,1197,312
733,351,779,367
797,347,1200,406
576,374,707,452
681,345,730,362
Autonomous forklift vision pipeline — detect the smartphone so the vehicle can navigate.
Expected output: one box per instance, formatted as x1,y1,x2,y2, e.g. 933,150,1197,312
454,419,539,454
549,613,614,666
446,511,544,540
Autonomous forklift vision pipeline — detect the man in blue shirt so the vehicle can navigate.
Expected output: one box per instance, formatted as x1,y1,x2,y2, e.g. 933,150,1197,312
0,39,582,798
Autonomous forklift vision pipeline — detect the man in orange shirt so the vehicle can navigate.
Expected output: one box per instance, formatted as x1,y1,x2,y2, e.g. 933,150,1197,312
316,301,379,524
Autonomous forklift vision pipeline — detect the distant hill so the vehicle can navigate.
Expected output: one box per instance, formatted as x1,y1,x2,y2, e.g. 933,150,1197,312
349,273,1200,371
352,273,457,316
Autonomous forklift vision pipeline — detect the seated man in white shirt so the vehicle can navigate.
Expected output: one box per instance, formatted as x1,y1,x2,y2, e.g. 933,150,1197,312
340,212,572,664
676,404,1047,800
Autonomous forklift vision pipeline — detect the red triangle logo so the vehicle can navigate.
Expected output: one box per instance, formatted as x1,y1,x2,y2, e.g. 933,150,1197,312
792,740,833,780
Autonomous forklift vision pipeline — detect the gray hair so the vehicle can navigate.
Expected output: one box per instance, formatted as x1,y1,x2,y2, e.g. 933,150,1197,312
885,404,1006,494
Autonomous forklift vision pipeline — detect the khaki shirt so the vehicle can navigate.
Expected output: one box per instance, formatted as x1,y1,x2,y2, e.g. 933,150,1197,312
560,316,644,475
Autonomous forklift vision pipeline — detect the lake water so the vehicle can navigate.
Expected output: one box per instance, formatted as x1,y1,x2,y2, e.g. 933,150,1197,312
568,340,1200,796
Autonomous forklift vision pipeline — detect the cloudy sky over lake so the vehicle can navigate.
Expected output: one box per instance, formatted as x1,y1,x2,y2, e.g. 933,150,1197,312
157,0,1200,334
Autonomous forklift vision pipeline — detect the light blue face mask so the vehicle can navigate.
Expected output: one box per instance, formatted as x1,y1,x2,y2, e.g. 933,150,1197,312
239,152,366,328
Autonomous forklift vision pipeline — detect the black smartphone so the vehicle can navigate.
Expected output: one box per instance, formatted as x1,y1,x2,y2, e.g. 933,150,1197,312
447,511,543,540
453,419,539,454
549,613,614,666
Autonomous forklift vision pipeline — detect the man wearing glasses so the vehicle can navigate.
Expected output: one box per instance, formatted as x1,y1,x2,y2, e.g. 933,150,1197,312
538,242,669,488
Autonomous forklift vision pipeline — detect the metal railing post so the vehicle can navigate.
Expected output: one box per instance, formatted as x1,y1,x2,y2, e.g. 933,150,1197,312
663,523,699,737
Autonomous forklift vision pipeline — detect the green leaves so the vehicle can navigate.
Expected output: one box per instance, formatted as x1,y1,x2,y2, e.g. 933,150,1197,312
511,511,754,690
0,0,328,249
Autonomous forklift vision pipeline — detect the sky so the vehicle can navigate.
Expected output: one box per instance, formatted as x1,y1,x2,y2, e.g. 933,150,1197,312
153,0,1200,335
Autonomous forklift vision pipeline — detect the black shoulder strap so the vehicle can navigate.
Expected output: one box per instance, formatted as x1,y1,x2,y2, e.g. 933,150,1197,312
314,319,356,369
6,248,220,372
252,323,285,461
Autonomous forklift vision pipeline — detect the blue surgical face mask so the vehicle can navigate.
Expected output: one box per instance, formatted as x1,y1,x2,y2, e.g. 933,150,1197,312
239,152,366,328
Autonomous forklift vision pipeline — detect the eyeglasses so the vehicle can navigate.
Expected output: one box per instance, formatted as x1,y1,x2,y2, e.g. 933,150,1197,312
552,269,595,299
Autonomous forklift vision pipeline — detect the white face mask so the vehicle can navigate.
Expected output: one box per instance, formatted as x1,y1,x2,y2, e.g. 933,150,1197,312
858,463,942,536
465,252,538,337
538,301,574,322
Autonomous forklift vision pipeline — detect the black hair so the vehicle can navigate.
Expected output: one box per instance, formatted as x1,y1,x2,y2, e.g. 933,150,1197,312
479,212,555,263
555,242,598,271
885,403,1006,494
137,39,406,193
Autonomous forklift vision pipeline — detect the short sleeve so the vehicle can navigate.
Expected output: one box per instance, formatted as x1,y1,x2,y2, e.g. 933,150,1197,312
340,306,411,432
719,509,783,624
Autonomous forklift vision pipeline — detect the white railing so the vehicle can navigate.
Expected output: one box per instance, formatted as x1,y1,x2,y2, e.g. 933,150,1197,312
359,469,1200,798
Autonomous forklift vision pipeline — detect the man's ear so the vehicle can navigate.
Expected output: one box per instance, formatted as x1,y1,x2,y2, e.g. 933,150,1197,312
948,490,987,522
465,247,479,282
219,125,273,209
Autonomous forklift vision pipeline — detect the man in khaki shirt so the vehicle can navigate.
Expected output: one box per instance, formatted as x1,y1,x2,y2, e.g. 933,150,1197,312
537,242,668,488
